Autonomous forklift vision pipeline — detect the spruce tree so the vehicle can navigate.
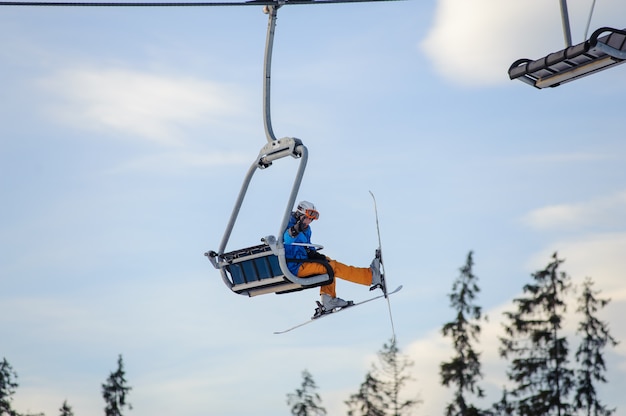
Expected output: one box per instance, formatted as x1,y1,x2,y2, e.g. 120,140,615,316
0,358,18,416
440,251,486,416
102,354,132,416
59,400,74,416
573,277,619,416
345,371,387,416
286,370,327,416
375,338,418,416
499,253,575,416
346,339,418,416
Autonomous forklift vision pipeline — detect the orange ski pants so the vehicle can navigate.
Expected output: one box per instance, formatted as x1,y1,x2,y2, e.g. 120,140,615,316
297,259,373,298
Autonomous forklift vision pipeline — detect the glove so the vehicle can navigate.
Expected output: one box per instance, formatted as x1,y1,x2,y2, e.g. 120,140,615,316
288,220,307,237
307,250,326,261
288,221,301,237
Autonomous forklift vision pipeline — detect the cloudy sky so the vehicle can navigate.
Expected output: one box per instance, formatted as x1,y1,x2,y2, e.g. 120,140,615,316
2,0,626,415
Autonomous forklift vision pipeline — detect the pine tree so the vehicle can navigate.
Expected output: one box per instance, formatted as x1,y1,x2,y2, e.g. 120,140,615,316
347,339,417,416
360,338,419,416
499,253,575,416
286,370,327,416
102,354,132,416
0,358,19,416
440,251,486,416
573,277,619,416
345,371,387,416
59,400,74,416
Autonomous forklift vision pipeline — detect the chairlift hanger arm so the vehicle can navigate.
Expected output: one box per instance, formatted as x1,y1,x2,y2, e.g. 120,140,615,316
263,4,278,143
558,0,572,47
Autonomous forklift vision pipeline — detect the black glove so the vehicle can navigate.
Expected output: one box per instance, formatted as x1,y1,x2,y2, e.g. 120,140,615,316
307,250,326,261
288,219,308,237
288,221,301,237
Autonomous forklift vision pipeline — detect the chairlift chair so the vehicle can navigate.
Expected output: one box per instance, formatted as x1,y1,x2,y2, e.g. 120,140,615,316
205,5,334,297
509,0,626,88
509,27,626,89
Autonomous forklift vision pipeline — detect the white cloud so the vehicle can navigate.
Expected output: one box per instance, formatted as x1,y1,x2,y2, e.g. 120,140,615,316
40,68,248,146
420,0,626,86
527,232,626,292
523,191,626,231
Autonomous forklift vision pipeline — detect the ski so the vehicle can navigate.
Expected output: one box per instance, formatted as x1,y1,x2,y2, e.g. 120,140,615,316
369,190,397,341
273,285,403,334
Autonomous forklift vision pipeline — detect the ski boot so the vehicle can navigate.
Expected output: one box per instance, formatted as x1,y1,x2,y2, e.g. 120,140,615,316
313,295,353,318
369,249,386,293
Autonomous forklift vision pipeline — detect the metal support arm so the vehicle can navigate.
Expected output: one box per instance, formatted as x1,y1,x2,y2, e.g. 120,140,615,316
263,5,279,143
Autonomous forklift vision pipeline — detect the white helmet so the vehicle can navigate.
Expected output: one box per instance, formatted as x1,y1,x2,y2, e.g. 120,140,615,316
296,200,319,220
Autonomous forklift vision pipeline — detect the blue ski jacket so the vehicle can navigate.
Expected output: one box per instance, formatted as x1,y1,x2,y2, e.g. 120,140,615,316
283,213,313,275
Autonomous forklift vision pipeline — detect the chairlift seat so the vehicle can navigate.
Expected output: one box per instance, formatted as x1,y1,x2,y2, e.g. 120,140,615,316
207,243,334,297
509,27,626,88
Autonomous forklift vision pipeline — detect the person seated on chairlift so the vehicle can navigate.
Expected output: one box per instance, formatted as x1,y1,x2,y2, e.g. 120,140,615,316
284,200,383,312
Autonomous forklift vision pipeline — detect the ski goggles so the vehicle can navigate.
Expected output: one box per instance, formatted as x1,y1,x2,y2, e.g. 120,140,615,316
302,208,320,220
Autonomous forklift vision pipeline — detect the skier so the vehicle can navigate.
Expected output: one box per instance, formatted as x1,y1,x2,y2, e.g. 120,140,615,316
283,200,383,313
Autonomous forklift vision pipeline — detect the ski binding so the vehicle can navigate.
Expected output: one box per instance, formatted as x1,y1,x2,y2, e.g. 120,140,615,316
273,285,402,334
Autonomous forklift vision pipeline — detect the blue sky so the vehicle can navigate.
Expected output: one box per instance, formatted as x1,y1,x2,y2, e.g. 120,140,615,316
2,0,626,415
